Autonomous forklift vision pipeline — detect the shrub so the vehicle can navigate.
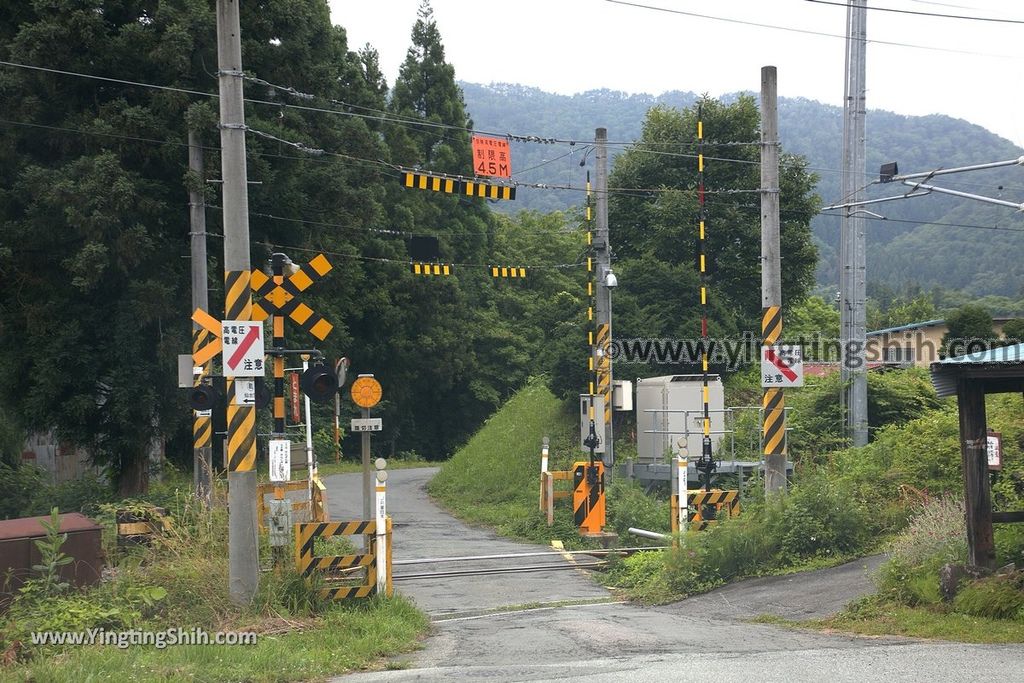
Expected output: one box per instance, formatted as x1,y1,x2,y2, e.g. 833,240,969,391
606,479,669,541
888,496,966,568
0,462,46,519
954,574,1024,621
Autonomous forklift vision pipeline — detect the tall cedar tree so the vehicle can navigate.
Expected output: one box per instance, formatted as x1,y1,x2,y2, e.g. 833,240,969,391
376,1,515,456
0,0,391,492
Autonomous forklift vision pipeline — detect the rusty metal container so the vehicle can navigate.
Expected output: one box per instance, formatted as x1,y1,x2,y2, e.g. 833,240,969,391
0,512,103,609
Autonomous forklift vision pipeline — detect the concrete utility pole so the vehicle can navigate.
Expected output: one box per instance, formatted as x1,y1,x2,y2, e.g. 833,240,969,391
593,127,614,468
760,66,787,493
840,0,869,447
188,130,213,506
216,0,259,605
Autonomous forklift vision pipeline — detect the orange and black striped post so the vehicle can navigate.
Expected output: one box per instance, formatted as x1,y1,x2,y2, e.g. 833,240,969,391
761,307,786,468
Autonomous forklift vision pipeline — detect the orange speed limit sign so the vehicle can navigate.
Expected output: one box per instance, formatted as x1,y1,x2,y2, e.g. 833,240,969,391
350,375,382,409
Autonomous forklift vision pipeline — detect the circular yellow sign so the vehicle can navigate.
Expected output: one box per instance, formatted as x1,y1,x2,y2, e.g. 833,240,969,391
350,376,382,408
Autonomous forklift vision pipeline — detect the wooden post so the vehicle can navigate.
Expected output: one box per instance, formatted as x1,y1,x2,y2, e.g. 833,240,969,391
957,379,995,568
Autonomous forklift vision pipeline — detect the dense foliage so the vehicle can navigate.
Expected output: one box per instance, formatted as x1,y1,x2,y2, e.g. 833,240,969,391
0,1,587,490
461,85,1024,297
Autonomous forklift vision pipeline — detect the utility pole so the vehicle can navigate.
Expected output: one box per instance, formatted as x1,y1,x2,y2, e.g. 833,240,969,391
760,66,787,493
188,130,212,506
216,0,259,604
840,0,869,447
593,127,614,468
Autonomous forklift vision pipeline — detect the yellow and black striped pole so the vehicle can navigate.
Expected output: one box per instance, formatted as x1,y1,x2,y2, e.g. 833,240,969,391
224,270,257,475
192,328,213,495
695,106,715,491
270,254,288,562
586,171,597,432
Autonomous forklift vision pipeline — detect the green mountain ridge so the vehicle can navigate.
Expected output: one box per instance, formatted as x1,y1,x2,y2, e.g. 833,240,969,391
461,81,1024,298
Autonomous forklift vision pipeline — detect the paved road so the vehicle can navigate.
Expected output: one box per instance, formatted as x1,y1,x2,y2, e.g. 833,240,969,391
326,468,1024,682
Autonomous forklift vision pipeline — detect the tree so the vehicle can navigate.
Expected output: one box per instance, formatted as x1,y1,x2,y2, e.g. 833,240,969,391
0,1,395,491
1003,318,1024,344
941,304,994,358
606,97,819,368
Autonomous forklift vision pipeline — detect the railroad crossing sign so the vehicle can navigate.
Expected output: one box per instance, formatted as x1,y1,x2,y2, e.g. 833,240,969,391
351,375,382,409
250,254,334,340
191,308,223,366
761,345,804,388
221,321,265,377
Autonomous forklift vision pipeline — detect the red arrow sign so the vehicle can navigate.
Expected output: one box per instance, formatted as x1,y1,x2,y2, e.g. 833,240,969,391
227,325,261,371
765,349,798,382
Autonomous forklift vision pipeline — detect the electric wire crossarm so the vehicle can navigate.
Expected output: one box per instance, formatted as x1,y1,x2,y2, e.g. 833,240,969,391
822,156,1024,213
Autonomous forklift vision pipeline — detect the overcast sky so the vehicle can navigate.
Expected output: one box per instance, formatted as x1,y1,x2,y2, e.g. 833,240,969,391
328,0,1024,148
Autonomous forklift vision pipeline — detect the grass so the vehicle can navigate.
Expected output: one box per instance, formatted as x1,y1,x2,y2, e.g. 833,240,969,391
812,596,1024,643
4,596,427,682
427,378,594,548
1,481,430,682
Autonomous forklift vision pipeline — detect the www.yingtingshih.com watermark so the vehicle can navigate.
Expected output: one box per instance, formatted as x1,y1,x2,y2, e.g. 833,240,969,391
604,334,1018,370
30,628,258,649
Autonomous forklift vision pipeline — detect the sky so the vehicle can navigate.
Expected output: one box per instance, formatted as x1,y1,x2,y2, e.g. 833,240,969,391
328,0,1024,148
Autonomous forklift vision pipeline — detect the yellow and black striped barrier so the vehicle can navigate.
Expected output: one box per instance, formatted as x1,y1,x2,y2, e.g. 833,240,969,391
402,171,516,201
669,489,741,533
490,266,526,279
411,262,452,276
293,518,393,600
116,506,172,549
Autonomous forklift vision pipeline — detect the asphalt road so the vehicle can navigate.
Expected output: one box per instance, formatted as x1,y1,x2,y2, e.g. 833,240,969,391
326,468,1024,682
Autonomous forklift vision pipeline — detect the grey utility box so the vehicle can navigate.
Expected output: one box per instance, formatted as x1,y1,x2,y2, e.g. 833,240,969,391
635,375,724,464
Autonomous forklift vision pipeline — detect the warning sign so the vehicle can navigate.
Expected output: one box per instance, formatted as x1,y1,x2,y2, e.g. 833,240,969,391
761,345,803,388
221,321,265,377
471,135,511,178
269,439,291,482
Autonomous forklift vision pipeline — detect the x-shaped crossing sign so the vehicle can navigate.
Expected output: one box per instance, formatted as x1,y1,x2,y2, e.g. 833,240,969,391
250,254,334,341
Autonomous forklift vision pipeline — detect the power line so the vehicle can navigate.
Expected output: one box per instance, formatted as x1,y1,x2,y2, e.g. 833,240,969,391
804,0,1024,25
817,209,1024,233
202,231,587,270
0,116,399,175
603,0,1021,58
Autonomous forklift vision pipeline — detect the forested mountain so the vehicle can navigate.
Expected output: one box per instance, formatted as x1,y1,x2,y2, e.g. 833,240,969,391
462,82,1024,298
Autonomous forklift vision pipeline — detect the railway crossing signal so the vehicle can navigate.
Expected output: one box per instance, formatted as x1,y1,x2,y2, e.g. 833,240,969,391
250,254,334,341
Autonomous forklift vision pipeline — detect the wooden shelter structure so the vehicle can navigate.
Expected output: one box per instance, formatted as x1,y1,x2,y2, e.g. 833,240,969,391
930,343,1024,568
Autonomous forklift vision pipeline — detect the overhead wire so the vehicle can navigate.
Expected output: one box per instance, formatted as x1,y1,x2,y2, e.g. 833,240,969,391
602,0,1022,58
200,231,587,270
1,58,895,183
804,0,1024,24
